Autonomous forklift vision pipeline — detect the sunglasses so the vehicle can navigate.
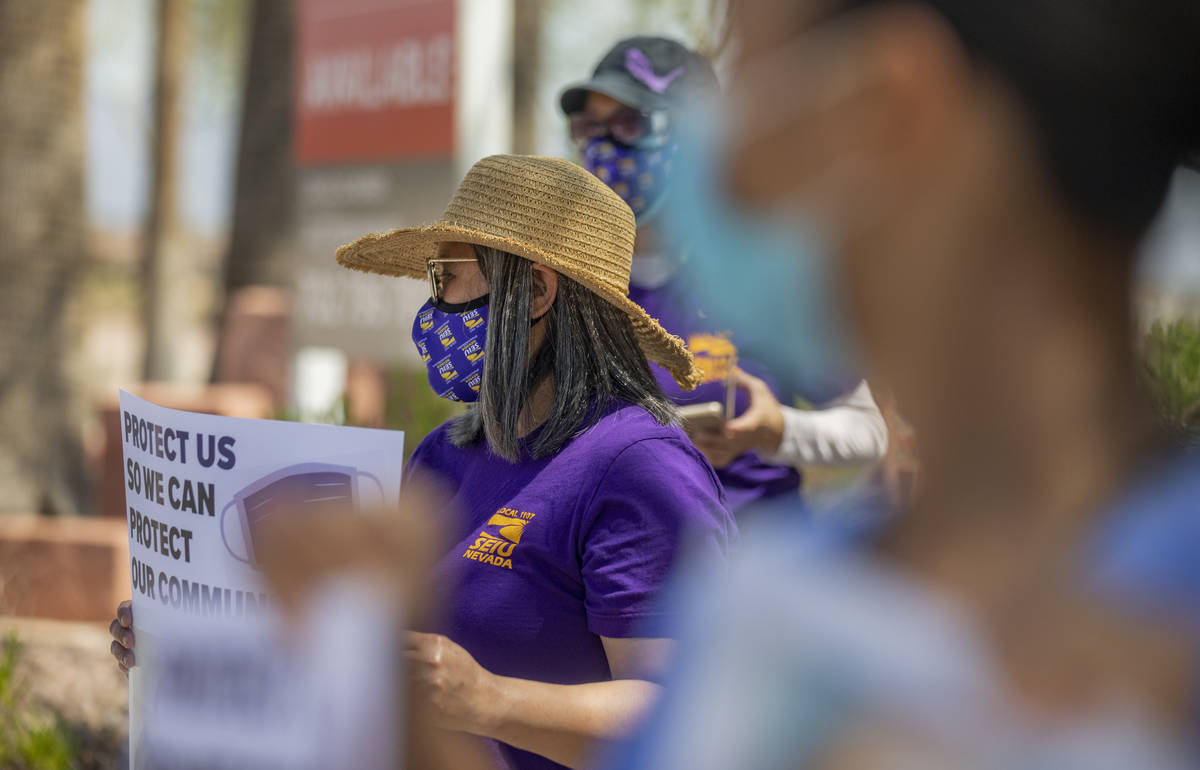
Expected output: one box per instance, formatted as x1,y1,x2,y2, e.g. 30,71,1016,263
568,107,669,149
426,257,478,304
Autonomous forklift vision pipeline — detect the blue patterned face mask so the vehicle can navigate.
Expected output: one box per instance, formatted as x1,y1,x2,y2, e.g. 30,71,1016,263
582,138,676,220
412,296,489,403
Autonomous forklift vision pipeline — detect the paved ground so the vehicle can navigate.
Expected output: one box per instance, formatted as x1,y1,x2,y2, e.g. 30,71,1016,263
1,616,128,769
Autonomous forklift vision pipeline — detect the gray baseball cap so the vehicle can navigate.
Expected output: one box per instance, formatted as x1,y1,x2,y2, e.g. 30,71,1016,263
560,36,719,116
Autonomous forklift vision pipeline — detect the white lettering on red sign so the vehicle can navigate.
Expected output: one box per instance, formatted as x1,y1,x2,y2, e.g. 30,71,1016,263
303,35,453,112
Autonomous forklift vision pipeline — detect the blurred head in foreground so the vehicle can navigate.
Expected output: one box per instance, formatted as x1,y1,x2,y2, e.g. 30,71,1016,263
723,0,1200,461
710,0,1200,720
604,6,1200,766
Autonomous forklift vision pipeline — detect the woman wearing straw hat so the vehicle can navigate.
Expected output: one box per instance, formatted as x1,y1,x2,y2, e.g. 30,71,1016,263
128,153,736,770
342,153,735,770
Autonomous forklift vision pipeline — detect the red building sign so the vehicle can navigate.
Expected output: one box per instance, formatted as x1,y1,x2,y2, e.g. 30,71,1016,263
295,0,456,164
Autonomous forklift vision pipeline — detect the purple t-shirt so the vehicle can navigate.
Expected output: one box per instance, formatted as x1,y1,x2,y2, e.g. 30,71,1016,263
408,403,737,770
629,282,803,512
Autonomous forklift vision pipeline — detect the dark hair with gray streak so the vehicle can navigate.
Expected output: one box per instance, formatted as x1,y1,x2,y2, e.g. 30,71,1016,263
449,245,676,461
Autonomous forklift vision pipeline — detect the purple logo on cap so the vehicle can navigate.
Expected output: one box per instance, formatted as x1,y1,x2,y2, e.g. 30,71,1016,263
625,48,685,94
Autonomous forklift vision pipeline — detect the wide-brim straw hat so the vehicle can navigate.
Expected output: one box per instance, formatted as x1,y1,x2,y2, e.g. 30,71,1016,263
335,154,701,389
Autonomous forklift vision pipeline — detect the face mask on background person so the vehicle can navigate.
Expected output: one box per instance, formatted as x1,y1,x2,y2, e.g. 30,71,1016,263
562,37,720,225
581,135,677,221
660,103,861,403
411,295,489,403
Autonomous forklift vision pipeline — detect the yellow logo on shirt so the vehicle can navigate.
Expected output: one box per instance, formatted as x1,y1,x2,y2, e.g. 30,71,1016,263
462,507,536,570
688,333,738,384
487,513,528,543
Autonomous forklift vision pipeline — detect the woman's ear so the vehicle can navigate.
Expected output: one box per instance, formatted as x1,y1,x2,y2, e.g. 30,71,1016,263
530,264,559,320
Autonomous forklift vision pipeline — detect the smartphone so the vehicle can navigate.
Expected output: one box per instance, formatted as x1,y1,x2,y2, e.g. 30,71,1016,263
678,401,725,435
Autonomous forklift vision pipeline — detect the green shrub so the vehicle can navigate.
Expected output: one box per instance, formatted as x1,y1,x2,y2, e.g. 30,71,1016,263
383,366,466,462
0,632,77,770
1142,318,1200,444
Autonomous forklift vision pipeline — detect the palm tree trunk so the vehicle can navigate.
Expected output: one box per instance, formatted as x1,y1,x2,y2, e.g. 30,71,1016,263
221,0,295,294
0,0,88,515
512,0,542,155
141,0,189,381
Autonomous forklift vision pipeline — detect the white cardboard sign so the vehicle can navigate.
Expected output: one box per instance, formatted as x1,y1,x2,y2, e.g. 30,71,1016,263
119,390,406,769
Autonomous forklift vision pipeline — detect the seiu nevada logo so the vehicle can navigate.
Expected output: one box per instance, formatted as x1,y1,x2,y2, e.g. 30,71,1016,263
459,338,484,363
417,339,430,362
437,323,456,348
436,356,458,382
487,511,530,543
463,309,484,330
418,308,436,332
462,509,535,570
466,371,482,392
439,388,461,402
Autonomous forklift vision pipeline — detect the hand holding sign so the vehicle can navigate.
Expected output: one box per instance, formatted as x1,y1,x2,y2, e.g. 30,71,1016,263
110,600,135,674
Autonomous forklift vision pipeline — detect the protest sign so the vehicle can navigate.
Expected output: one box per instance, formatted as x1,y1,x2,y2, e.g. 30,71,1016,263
119,390,406,769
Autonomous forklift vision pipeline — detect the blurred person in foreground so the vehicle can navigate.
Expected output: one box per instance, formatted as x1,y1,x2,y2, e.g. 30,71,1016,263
606,0,1200,767
561,37,888,513
111,155,736,770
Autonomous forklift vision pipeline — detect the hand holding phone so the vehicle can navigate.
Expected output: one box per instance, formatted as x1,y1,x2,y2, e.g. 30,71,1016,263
678,401,726,435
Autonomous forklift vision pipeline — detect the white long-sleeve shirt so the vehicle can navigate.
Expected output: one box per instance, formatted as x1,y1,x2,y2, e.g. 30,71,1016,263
764,380,888,468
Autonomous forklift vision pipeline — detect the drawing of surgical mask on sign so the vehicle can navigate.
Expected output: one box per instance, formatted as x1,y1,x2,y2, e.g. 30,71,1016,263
219,463,385,569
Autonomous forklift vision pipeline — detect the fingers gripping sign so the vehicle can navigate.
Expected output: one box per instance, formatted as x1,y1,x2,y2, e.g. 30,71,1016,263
110,600,136,674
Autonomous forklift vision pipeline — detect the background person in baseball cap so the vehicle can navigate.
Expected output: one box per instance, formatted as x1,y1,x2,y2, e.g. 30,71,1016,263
561,37,889,515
